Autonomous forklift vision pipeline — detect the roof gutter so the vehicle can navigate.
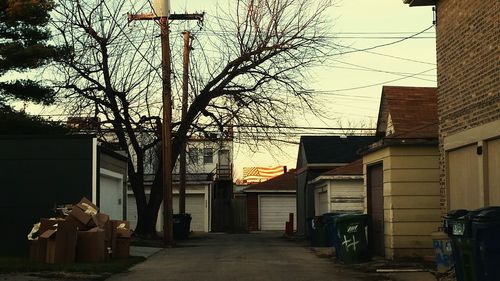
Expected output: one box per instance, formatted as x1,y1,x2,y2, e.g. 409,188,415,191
243,189,295,193
308,175,363,185
403,0,436,6
359,137,438,155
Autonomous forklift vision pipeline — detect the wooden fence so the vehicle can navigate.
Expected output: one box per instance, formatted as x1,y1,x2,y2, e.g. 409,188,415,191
211,197,247,232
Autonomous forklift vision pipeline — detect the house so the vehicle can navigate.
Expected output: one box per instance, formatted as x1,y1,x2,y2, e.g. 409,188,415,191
308,159,364,216
361,86,441,259
295,135,378,236
127,134,234,233
244,169,297,231
0,135,128,255
404,0,500,211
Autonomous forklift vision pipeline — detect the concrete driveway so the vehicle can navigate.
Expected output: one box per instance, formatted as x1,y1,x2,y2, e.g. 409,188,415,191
107,232,369,281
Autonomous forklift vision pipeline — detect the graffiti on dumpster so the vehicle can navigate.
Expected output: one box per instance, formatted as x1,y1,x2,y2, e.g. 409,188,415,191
341,235,360,252
347,224,359,233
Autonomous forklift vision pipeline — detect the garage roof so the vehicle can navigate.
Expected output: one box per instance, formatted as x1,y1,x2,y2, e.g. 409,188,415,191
243,169,296,192
376,86,438,139
297,136,378,167
323,159,363,176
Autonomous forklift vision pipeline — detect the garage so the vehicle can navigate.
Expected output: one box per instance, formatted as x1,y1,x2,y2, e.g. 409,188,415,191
259,195,296,230
99,169,125,220
244,169,297,231
127,188,210,232
173,194,206,231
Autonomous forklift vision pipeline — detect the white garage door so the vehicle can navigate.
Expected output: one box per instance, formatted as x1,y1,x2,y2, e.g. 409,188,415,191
127,193,207,232
99,170,124,220
260,195,296,231
173,194,206,232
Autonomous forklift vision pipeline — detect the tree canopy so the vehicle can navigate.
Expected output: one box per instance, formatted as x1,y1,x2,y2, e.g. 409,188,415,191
52,0,334,236
0,0,66,132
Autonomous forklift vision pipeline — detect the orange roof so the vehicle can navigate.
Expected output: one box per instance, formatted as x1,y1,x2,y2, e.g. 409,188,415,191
376,86,438,139
323,159,363,176
243,169,296,192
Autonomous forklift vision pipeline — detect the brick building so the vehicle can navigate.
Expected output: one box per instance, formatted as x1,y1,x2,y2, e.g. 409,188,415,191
404,0,499,211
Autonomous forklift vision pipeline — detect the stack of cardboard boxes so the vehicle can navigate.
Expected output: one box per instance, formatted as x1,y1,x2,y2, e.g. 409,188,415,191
28,197,132,263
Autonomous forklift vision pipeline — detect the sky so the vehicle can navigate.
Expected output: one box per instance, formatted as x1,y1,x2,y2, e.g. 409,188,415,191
173,0,437,178
20,0,437,179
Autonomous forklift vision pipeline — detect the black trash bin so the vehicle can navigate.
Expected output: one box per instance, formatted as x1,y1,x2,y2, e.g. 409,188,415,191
309,216,328,247
471,207,500,281
334,214,370,264
444,209,478,281
173,213,192,240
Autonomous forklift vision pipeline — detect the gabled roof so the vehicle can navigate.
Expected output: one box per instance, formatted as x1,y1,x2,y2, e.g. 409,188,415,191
376,86,438,139
297,136,378,168
323,159,363,176
243,169,296,192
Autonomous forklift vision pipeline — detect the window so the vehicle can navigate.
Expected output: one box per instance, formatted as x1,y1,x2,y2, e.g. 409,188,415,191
188,148,200,164
203,148,213,164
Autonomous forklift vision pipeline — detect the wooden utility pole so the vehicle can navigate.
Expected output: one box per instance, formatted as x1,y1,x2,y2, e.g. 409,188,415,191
179,31,191,214
128,4,203,247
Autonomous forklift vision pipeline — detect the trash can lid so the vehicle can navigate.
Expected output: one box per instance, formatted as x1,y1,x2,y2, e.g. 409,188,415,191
335,214,368,224
471,206,500,221
445,209,468,219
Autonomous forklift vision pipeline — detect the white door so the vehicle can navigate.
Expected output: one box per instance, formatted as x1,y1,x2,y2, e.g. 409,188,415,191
99,169,124,220
260,195,296,231
173,194,206,232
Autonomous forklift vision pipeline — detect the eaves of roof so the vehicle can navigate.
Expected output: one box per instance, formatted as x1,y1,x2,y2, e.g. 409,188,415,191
403,0,436,7
308,174,363,185
359,137,438,155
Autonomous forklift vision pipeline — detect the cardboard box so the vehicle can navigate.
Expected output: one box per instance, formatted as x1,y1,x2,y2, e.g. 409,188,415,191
39,218,66,235
76,227,105,263
113,237,130,259
69,206,93,226
66,214,90,231
110,220,131,259
75,197,99,215
29,239,47,262
40,220,78,264
111,220,131,238
69,197,99,226
93,213,111,241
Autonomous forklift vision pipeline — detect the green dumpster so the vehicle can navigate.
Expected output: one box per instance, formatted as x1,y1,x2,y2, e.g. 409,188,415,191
334,214,370,264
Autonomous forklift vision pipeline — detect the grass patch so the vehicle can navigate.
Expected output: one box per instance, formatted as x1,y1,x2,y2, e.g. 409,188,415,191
0,256,145,275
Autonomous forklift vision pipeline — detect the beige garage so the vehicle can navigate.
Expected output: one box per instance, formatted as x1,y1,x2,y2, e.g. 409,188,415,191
259,195,297,230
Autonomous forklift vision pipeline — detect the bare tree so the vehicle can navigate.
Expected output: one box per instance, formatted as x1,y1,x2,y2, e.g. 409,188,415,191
51,0,334,237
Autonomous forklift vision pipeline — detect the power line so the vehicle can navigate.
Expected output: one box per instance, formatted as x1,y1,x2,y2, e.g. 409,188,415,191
309,68,436,94
327,25,435,56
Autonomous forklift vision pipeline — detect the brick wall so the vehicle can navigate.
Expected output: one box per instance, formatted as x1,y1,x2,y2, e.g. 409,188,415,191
246,193,259,231
435,0,500,212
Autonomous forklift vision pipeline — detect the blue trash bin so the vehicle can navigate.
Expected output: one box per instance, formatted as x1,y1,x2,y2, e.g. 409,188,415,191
471,207,500,281
431,231,454,273
322,213,342,248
